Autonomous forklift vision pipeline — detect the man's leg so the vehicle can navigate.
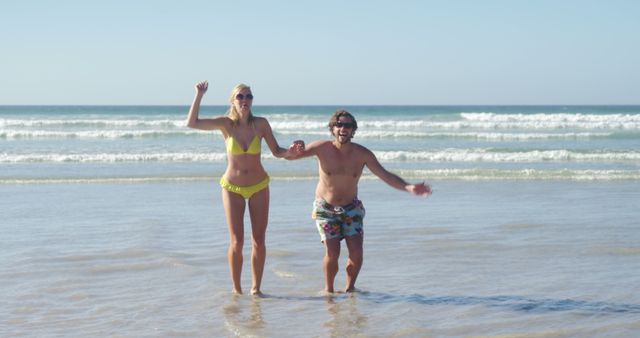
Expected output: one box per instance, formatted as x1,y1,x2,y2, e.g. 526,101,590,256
323,238,341,293
344,234,363,292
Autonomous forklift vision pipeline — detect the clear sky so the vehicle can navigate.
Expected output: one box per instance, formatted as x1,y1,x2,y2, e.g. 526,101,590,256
1,0,639,105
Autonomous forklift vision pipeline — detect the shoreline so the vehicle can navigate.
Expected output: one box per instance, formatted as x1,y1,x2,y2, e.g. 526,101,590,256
3,172,640,185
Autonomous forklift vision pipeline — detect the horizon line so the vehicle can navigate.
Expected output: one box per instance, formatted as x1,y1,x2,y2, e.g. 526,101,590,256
2,103,640,107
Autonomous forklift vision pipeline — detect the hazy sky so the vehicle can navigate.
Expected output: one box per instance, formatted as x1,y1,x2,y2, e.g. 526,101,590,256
1,0,639,105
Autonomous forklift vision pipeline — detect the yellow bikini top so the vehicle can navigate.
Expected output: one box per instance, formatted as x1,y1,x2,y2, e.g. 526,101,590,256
226,123,261,155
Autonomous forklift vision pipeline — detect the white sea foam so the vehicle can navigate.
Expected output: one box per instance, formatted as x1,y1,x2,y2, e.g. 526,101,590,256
3,108,640,185
0,129,206,139
461,112,640,122
2,129,614,140
0,152,228,163
4,113,640,133
351,131,612,140
2,149,638,163
0,176,213,185
398,168,640,180
460,113,640,129
276,119,640,130
373,149,640,162
270,121,330,130
3,169,639,184
0,118,186,128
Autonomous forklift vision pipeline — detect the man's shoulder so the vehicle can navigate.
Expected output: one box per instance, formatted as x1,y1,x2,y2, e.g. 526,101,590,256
309,139,333,148
302,140,332,156
351,142,372,153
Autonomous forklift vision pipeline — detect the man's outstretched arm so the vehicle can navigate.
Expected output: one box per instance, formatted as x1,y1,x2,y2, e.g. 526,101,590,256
364,148,432,197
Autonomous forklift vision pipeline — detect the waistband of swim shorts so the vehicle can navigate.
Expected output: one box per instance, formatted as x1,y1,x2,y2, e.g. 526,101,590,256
315,198,361,213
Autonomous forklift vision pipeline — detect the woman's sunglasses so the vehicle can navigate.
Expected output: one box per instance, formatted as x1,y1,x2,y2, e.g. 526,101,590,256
235,93,254,100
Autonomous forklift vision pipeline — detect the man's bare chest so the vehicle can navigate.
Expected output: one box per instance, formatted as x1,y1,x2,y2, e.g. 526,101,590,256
318,157,363,178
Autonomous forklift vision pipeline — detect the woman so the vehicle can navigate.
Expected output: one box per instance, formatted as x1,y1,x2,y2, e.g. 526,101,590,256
186,81,302,295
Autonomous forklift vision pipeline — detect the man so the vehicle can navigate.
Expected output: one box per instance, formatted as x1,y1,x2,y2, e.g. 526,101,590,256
293,109,432,293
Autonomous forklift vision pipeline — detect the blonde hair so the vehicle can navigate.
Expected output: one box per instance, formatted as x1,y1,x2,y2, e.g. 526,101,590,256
226,83,253,124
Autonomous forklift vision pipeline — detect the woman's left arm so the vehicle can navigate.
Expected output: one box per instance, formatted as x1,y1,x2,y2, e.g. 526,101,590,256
258,118,303,159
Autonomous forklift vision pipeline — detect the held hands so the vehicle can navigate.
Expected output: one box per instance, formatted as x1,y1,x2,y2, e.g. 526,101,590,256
195,81,208,96
408,182,432,197
287,140,305,158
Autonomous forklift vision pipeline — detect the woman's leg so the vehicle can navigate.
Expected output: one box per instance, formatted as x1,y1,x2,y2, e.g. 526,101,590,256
222,189,247,294
248,186,269,295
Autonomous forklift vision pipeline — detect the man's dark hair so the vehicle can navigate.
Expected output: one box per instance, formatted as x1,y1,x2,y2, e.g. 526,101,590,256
328,109,358,134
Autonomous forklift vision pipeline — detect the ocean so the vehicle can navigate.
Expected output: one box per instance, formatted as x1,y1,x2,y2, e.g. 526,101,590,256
2,105,640,337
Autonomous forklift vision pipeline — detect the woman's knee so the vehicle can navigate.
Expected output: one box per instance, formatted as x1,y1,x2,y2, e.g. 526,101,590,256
252,236,266,250
229,236,244,251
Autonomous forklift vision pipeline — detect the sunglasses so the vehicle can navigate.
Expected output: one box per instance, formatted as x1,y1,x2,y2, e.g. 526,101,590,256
335,121,355,129
235,93,254,100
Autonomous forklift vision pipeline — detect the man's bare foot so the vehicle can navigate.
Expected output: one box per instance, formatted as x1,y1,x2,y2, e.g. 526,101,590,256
318,289,336,300
251,288,263,296
345,287,359,293
232,288,243,295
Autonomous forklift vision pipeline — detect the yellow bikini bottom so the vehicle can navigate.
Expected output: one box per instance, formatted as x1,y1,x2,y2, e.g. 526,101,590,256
219,176,270,199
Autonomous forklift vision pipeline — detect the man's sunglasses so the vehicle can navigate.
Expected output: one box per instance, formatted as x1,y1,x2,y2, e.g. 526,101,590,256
235,93,254,100
334,121,355,129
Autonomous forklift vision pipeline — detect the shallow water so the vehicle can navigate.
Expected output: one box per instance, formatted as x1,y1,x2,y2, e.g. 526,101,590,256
2,179,640,337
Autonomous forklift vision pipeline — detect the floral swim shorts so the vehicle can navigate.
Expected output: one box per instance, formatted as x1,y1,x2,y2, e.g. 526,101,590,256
312,198,365,242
